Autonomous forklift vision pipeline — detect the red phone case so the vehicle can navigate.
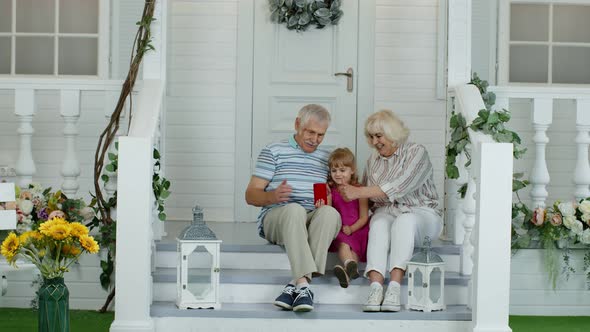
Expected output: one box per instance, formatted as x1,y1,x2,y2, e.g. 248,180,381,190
313,183,327,204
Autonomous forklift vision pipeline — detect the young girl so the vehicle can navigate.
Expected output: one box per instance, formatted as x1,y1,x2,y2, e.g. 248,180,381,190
321,148,370,288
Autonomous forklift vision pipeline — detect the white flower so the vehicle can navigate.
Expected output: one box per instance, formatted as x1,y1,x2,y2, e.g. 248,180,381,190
581,229,590,245
18,200,34,215
563,215,576,229
80,206,95,220
558,202,576,217
570,220,584,236
579,200,590,215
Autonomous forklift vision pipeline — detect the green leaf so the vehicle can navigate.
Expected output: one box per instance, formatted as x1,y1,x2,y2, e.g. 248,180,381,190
314,8,331,17
158,212,167,221
153,149,160,159
160,190,170,199
101,174,109,182
105,164,115,172
458,184,468,198
108,152,117,161
513,179,527,192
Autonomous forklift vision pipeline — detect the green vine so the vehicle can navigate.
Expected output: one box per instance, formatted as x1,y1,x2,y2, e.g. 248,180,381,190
269,0,343,31
445,73,527,198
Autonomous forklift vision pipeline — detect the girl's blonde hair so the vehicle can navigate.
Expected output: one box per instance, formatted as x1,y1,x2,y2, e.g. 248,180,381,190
327,147,359,186
364,109,410,146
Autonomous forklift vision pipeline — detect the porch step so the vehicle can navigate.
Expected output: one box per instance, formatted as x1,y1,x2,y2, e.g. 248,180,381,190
150,302,472,332
155,242,462,272
152,268,469,305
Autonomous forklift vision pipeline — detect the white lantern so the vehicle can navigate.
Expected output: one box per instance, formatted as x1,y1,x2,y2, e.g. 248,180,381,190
176,205,222,309
406,237,446,312
0,183,16,230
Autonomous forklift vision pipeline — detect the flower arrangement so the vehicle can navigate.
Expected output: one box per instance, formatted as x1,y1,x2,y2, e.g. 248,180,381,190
0,183,94,234
269,0,343,31
1,217,99,279
512,198,590,288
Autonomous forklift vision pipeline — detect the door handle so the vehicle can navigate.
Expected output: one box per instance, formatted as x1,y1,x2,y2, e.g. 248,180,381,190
334,67,353,92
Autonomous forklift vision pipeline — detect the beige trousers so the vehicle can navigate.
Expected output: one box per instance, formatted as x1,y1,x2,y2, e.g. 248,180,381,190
263,203,341,281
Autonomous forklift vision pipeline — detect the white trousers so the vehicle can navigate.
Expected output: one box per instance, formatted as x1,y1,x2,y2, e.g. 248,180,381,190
365,208,443,278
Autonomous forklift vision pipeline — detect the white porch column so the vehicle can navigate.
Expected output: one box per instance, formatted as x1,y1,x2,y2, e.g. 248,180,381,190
14,89,36,187
472,143,513,332
110,137,154,332
573,99,590,201
530,98,553,208
447,0,472,88
60,90,81,196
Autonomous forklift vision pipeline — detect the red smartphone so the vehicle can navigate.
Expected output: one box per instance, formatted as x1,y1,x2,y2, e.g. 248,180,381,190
313,183,328,204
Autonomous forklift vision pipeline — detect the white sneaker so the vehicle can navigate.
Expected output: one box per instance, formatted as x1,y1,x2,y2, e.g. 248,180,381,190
362,284,383,312
381,284,401,312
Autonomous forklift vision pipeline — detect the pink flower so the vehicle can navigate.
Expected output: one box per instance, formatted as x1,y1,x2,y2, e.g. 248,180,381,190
550,213,562,226
531,207,545,226
19,191,32,200
48,210,66,220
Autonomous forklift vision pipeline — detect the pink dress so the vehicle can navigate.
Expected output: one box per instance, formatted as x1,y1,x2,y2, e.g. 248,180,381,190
328,187,370,262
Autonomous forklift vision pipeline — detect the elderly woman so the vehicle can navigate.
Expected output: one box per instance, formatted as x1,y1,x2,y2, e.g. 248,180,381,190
339,109,442,312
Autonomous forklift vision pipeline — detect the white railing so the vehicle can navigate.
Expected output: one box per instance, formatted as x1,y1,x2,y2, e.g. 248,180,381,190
453,85,513,332
489,86,590,206
0,78,128,196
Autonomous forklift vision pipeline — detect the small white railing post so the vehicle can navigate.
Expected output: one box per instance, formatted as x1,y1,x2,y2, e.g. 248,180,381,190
14,89,36,187
472,142,513,332
452,153,469,245
60,90,81,196
574,98,590,201
461,173,476,276
530,98,552,208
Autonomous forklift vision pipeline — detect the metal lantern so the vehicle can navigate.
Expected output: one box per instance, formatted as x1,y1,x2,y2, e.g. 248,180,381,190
176,205,222,309
407,237,446,312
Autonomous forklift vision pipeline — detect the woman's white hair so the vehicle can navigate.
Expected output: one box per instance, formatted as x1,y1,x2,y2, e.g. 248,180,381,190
364,109,410,146
297,104,331,127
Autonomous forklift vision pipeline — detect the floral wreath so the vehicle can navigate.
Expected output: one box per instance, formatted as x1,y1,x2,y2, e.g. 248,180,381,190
269,0,343,31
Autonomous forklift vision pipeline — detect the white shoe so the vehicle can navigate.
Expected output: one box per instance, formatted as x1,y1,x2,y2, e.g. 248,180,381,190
362,284,383,312
381,284,401,312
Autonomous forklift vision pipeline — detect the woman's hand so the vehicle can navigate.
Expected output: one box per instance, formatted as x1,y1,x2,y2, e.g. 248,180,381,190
339,184,359,202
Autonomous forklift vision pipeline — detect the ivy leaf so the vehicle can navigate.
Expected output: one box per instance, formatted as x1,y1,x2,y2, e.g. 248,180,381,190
108,152,117,161
299,12,311,25
314,8,331,17
160,190,170,199
458,184,468,198
450,113,458,128
105,164,115,172
295,0,306,8
158,212,167,221
101,174,109,182
513,179,527,192
288,15,299,28
446,164,459,179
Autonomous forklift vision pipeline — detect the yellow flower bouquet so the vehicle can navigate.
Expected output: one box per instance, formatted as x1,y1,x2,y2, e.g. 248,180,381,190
1,216,99,279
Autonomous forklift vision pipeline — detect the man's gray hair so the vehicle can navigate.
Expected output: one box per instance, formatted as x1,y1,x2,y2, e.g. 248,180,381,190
297,104,331,127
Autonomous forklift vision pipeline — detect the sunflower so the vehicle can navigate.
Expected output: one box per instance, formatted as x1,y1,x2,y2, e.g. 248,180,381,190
1,233,20,261
78,235,99,254
61,244,81,257
69,222,89,238
48,224,71,241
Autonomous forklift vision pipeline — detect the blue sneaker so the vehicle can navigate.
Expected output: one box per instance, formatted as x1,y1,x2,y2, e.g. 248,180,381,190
273,284,296,310
292,287,314,312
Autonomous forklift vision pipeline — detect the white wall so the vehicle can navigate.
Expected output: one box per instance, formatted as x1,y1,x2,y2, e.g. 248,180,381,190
371,0,447,201
165,0,238,221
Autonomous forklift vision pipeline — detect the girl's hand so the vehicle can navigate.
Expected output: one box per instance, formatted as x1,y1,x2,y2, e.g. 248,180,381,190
314,199,326,208
342,225,352,236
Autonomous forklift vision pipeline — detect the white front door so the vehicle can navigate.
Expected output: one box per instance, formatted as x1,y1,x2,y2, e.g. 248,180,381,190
252,0,359,158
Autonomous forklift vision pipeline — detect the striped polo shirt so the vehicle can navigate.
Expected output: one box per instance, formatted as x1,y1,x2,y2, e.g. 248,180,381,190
253,135,330,238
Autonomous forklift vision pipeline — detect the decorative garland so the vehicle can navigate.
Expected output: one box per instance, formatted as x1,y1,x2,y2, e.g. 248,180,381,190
269,0,343,31
446,73,590,290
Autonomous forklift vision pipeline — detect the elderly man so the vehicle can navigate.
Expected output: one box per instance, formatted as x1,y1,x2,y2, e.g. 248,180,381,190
245,104,341,312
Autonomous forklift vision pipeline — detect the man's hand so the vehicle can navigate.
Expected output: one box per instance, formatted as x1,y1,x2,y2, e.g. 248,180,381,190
273,180,292,203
